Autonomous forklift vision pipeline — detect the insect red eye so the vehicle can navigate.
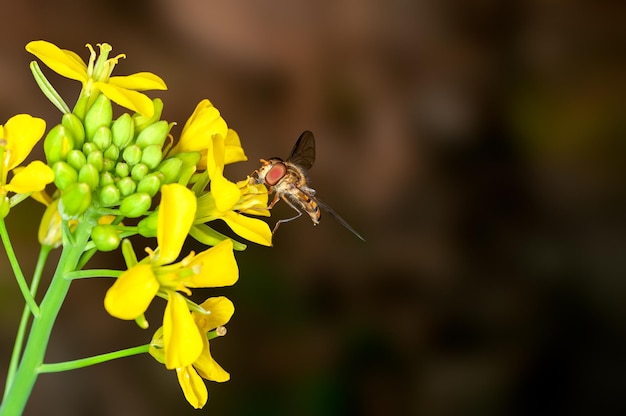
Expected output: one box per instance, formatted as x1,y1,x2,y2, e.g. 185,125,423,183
265,163,287,186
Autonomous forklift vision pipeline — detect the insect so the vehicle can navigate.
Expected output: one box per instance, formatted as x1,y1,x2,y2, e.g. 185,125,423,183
251,130,365,241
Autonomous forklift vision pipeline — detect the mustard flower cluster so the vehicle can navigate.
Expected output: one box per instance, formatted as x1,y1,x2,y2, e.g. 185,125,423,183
1,40,273,410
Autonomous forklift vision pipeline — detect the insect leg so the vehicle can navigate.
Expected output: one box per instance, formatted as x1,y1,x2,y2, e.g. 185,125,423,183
272,195,303,234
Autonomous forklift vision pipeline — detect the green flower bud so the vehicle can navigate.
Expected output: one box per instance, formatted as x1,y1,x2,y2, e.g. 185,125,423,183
119,193,152,218
141,144,164,169
133,98,163,132
66,149,87,171
52,161,78,190
60,182,92,218
137,211,158,237
115,162,130,178
78,164,99,190
99,184,120,206
173,151,202,168
117,177,136,196
111,113,135,149
156,158,183,184
122,145,142,166
131,163,149,182
85,94,113,139
87,150,104,172
62,113,85,149
0,196,10,219
92,126,112,150
83,142,98,155
137,173,161,197
103,158,115,172
91,224,121,251
135,120,169,149
100,172,115,186
44,124,74,163
104,144,120,162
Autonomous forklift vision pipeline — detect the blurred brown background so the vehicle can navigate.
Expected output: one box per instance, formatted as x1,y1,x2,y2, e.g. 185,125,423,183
1,0,625,415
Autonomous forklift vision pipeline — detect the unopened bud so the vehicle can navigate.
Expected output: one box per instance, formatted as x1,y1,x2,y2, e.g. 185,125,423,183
91,224,121,251
87,150,104,172
137,173,162,197
44,124,74,163
85,94,113,139
62,113,86,149
119,193,152,218
141,144,163,169
99,184,121,206
137,211,158,237
117,177,136,196
83,142,98,155
100,172,115,186
115,162,130,178
111,113,135,148
78,164,99,190
135,120,169,149
52,161,78,190
122,145,142,166
131,163,149,182
92,126,112,150
66,149,87,171
104,144,120,162
156,158,182,184
60,182,92,218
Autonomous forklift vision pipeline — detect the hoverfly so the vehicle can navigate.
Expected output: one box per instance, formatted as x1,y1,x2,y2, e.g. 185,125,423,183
251,131,365,241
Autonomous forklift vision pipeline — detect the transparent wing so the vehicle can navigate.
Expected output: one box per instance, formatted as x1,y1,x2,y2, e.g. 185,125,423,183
317,198,366,242
287,130,316,171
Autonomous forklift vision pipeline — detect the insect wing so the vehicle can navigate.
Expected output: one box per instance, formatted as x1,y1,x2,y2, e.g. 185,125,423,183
317,198,366,241
287,130,316,171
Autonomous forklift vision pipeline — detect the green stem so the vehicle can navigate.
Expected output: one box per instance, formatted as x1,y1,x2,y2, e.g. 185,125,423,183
39,345,149,373
0,219,40,317
29,61,71,114
65,269,122,280
2,245,51,402
0,219,93,416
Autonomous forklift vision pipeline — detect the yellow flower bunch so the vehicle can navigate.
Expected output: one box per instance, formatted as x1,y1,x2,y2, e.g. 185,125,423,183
0,40,273,413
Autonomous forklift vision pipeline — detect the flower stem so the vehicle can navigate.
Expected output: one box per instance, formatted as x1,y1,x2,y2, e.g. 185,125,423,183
0,219,39,317
39,345,149,373
0,219,93,416
2,245,51,403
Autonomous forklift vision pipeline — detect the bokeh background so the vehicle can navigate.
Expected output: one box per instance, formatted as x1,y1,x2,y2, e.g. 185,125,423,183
1,0,625,415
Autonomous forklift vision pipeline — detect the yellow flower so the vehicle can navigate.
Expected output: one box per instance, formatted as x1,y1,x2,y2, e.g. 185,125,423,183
26,40,166,117
150,296,234,409
168,99,247,170
0,115,54,217
194,134,273,246
104,184,238,368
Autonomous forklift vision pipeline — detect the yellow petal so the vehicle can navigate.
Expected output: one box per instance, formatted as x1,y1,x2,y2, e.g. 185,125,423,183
224,129,247,164
104,264,159,320
96,82,156,117
193,341,230,383
176,366,208,409
3,114,46,169
25,40,88,82
173,100,228,159
108,72,167,91
6,161,54,193
185,240,238,288
222,211,273,246
157,184,197,264
163,292,203,369
211,174,241,213
195,296,235,330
